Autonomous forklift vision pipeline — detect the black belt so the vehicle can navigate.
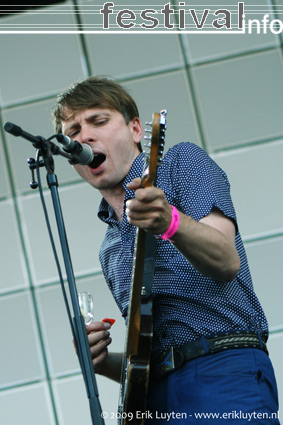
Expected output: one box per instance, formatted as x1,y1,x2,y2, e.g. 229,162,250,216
152,331,268,381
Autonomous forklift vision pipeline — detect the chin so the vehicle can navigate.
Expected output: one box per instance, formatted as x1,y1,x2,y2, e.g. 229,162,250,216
86,176,109,190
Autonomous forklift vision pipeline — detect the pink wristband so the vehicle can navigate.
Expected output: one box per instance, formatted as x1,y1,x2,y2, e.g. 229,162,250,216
160,205,180,241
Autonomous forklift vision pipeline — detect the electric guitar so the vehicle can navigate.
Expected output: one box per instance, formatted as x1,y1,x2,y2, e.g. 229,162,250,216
118,110,167,425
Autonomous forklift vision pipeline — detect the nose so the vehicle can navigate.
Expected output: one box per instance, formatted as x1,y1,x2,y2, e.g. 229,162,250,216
80,125,96,145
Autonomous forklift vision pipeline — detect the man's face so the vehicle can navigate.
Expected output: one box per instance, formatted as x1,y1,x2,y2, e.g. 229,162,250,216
61,108,142,193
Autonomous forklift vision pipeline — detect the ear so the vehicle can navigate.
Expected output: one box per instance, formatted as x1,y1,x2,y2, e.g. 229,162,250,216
129,117,143,146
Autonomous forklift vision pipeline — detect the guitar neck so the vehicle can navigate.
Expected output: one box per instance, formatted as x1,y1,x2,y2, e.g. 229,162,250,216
119,110,167,424
123,110,166,358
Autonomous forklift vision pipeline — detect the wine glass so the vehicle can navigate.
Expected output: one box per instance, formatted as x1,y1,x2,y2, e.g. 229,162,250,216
78,292,95,325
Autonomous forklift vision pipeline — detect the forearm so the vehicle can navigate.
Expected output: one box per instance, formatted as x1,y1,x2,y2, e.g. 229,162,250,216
172,211,240,282
95,352,123,383
126,180,240,282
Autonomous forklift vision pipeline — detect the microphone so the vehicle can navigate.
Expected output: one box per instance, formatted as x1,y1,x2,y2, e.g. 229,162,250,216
4,122,94,166
4,122,45,145
56,134,94,165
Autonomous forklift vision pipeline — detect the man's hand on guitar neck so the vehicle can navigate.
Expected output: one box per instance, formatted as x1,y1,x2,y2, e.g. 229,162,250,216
126,177,172,235
86,321,123,382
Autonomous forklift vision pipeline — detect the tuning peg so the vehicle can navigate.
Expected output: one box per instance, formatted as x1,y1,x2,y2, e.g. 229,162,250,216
144,135,152,140
145,121,152,126
160,109,167,120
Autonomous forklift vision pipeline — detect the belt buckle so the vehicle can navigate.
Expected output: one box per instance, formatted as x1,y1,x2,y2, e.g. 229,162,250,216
155,347,175,378
173,348,185,368
155,347,185,380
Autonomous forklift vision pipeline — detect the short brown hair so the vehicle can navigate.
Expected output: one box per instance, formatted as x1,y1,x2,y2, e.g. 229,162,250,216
52,76,139,134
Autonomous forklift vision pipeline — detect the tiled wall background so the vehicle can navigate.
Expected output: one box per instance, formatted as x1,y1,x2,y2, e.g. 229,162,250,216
0,1,282,424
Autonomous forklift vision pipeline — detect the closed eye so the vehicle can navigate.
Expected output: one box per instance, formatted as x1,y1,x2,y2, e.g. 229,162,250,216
94,118,108,126
86,114,110,127
65,125,80,138
68,131,79,138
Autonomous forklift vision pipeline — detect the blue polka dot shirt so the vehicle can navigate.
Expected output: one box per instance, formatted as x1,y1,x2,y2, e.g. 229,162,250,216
97,142,268,358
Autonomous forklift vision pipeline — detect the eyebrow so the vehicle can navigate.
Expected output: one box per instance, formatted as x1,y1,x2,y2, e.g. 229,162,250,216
64,111,111,135
85,111,111,123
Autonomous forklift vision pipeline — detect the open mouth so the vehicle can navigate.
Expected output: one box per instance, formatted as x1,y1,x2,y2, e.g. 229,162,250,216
89,153,106,169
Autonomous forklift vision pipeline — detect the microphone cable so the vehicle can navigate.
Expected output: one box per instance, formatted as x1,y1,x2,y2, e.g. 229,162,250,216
35,149,75,337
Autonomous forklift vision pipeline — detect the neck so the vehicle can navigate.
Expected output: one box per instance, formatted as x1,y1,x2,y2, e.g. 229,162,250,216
99,149,141,221
100,185,125,222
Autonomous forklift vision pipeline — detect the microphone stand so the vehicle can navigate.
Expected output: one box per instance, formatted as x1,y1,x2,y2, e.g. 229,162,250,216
4,123,104,425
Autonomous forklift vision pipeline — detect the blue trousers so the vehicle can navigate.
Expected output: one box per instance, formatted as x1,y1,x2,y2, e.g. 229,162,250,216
146,348,280,424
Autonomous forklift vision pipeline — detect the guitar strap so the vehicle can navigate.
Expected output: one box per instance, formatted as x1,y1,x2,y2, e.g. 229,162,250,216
141,233,156,302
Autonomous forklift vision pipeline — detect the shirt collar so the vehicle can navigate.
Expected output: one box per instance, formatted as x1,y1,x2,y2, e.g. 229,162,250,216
97,153,145,224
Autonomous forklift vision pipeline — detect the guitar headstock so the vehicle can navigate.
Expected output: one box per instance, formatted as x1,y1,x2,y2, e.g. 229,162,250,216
142,109,167,188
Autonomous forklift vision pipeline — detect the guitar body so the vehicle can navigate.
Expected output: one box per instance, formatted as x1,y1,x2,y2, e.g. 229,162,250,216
123,296,153,425
118,111,167,425
119,230,154,425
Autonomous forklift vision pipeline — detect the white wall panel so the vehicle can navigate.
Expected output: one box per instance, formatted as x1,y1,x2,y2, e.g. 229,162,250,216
53,375,93,425
182,0,279,64
191,49,283,151
19,183,104,284
84,33,184,78
126,71,201,151
53,374,121,425
36,284,79,377
0,200,29,293
0,383,56,425
35,275,124,377
0,292,44,388
0,5,85,106
0,135,10,198
268,333,283,418
3,100,79,194
212,140,283,239
245,237,283,329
